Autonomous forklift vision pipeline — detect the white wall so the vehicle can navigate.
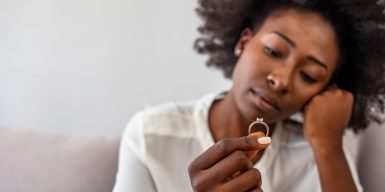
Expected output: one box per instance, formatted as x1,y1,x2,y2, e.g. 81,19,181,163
0,0,231,135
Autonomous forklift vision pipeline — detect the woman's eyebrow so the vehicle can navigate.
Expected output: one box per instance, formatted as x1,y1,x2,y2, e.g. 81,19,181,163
271,31,328,71
308,56,328,70
272,31,296,47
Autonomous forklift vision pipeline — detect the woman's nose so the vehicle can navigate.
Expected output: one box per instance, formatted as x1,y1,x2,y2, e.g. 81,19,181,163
266,70,291,95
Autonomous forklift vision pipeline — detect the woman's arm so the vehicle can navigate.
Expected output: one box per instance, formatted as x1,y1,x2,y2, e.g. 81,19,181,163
303,86,359,192
311,142,357,192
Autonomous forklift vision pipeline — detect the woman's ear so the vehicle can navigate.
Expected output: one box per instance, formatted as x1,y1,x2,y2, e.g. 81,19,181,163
234,28,254,56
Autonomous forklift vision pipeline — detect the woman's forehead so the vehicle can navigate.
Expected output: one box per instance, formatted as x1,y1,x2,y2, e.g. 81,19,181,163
259,9,335,40
255,9,339,71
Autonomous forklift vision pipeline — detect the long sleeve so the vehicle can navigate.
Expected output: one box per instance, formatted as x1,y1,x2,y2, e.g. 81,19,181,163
113,112,156,192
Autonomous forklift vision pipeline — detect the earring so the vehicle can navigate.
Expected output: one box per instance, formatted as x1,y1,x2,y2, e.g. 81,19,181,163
234,48,242,56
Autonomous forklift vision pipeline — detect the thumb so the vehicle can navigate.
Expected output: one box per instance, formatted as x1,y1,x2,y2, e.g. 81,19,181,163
244,132,271,158
250,132,271,146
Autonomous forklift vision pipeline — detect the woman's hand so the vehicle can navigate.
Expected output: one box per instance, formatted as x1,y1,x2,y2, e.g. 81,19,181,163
303,85,358,192
303,85,354,154
188,132,271,192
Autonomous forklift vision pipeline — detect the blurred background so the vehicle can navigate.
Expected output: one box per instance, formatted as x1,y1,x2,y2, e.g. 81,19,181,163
0,0,231,135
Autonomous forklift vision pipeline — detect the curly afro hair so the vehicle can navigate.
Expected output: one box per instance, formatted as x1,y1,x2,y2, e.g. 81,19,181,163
194,0,385,131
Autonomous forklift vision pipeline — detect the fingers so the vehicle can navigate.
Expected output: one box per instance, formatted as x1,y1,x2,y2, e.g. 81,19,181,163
249,131,266,138
188,133,270,192
310,84,354,104
207,150,254,183
192,134,271,170
220,168,262,192
244,131,265,164
324,84,352,96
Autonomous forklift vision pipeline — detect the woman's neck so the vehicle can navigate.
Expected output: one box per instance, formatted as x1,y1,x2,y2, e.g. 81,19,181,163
208,92,250,142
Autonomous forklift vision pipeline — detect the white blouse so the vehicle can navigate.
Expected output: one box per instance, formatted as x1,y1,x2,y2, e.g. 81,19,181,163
113,93,363,192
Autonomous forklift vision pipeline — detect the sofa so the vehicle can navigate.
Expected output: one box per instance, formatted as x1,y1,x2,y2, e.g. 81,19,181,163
0,123,384,192
0,128,120,192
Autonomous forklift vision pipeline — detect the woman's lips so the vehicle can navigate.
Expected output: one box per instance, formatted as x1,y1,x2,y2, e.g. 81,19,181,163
250,89,281,111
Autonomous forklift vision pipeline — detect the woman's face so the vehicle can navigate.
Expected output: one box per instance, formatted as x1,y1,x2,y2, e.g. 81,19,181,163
231,8,339,124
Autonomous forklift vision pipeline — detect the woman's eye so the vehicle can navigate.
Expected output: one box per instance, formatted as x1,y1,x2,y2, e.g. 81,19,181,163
264,46,283,59
300,71,317,84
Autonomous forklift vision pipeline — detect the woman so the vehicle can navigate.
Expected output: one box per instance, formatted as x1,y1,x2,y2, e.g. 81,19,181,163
113,0,385,191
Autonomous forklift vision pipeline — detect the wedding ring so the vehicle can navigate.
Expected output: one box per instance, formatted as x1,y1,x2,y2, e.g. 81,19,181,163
248,118,269,137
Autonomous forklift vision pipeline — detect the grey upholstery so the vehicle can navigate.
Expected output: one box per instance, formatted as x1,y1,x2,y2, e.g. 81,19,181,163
0,128,120,192
357,123,385,192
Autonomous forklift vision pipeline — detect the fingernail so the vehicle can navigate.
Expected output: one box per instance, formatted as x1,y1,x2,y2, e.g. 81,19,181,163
257,137,271,144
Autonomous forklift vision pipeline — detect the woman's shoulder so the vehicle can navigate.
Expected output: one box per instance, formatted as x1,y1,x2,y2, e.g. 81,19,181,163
124,92,219,140
139,100,197,131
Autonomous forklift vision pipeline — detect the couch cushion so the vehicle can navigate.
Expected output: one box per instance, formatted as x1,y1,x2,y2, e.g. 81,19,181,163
0,127,120,192
357,123,385,192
